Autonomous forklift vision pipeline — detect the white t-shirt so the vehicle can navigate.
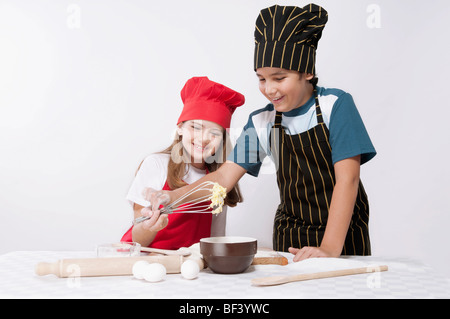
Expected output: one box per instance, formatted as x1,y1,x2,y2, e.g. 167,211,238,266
126,153,227,236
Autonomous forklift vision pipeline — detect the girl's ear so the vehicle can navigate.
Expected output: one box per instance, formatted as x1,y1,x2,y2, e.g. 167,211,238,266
176,123,183,136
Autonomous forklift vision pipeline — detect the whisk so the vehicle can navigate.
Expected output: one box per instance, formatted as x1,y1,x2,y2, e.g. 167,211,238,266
133,181,225,225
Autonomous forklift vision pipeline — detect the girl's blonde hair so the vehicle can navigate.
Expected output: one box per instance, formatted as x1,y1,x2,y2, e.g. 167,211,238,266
136,128,243,207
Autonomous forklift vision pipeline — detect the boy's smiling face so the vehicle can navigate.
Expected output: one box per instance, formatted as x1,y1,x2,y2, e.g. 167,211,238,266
256,67,314,112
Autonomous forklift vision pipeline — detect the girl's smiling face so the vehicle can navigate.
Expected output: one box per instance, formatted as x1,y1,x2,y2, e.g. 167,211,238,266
178,120,224,168
256,67,314,112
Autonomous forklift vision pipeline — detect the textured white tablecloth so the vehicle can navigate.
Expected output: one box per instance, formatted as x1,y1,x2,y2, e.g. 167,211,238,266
0,250,449,299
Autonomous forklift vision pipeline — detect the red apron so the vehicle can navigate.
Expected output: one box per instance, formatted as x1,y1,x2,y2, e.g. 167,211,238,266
120,180,212,250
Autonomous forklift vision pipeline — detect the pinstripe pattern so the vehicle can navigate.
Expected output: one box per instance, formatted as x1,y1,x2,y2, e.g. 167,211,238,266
254,4,328,72
270,90,371,255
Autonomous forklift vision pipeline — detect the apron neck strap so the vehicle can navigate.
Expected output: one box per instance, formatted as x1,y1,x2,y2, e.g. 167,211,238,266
313,88,324,124
274,112,283,127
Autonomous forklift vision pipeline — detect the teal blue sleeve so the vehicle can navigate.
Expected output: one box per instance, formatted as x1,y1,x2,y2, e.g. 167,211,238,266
226,116,266,177
329,93,376,165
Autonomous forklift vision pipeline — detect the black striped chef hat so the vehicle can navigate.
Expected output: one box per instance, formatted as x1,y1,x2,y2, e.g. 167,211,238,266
254,4,328,74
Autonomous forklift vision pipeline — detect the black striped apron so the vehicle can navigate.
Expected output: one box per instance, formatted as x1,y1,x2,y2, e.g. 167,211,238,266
270,89,371,255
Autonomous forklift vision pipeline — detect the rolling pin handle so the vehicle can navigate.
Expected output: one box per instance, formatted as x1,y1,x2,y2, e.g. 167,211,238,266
35,261,61,277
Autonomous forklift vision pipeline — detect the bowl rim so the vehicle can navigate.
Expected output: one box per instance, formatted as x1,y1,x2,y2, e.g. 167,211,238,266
200,236,257,244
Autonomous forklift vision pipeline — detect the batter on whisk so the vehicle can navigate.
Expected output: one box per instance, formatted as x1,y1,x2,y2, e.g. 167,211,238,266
121,77,244,250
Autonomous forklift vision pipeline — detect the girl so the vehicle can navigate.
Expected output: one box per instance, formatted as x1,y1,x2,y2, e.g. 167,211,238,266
121,76,244,249
144,4,376,261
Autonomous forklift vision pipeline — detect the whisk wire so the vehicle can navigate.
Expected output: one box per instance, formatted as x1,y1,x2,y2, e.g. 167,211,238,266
133,181,217,225
167,181,215,208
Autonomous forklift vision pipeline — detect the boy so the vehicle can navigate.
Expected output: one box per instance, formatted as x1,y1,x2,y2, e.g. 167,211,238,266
143,4,376,261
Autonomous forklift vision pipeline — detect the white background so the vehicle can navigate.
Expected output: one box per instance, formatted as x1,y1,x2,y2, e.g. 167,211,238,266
1,0,449,278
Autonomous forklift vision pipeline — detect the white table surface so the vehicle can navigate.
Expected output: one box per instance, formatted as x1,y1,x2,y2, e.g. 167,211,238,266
1,250,449,299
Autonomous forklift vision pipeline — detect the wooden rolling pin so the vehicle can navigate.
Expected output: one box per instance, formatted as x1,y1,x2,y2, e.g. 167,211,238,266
35,255,203,278
252,249,288,266
252,256,288,265
35,246,288,278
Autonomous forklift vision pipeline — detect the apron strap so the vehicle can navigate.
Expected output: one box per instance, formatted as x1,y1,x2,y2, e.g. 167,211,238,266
273,112,283,127
313,88,325,124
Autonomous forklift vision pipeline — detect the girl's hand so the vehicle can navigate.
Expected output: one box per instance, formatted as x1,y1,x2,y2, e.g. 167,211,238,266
142,187,171,211
288,246,334,262
139,206,168,232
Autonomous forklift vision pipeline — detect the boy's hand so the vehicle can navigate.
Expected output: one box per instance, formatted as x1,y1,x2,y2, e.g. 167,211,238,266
288,246,334,262
142,187,171,211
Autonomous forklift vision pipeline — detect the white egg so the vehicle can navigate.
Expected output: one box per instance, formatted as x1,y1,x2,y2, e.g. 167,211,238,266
143,263,166,282
181,260,200,280
132,261,150,280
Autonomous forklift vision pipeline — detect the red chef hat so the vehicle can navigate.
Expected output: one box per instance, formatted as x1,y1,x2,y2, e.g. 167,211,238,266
177,77,245,129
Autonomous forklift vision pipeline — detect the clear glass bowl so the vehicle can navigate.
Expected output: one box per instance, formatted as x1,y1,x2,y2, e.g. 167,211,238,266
96,242,141,257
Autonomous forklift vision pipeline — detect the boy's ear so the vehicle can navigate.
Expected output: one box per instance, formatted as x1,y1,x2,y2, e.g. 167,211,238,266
304,73,314,81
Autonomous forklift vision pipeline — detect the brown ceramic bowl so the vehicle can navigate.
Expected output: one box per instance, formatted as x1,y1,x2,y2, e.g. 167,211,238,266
200,236,257,274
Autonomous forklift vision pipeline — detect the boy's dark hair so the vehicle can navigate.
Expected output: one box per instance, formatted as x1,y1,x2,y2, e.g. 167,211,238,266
299,72,319,87
309,76,318,87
